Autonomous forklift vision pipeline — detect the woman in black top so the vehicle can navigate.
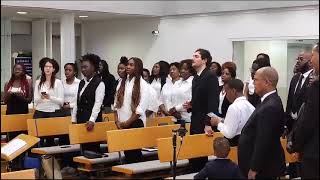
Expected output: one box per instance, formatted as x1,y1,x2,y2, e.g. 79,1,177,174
99,60,116,113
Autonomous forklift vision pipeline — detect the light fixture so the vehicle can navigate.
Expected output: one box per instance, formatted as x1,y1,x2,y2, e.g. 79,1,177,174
79,15,88,18
17,11,28,15
152,30,159,36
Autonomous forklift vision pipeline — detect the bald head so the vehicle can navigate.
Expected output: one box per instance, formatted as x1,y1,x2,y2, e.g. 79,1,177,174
256,67,279,88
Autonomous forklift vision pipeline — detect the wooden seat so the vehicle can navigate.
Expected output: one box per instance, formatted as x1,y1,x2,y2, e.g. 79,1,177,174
146,116,174,127
31,144,80,155
27,116,72,137
102,113,116,122
1,113,34,133
280,138,298,163
1,169,36,179
228,146,238,164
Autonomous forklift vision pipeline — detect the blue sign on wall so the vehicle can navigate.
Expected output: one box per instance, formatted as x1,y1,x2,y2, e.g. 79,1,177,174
15,57,32,77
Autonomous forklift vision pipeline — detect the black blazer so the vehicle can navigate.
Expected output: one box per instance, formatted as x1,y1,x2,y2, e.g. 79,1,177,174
190,68,219,134
285,72,311,131
292,80,319,160
101,73,116,108
217,85,231,118
238,92,286,177
194,159,244,179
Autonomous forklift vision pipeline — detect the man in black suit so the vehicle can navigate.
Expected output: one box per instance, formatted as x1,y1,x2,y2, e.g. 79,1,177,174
238,67,286,179
183,48,219,172
292,42,319,179
284,51,312,178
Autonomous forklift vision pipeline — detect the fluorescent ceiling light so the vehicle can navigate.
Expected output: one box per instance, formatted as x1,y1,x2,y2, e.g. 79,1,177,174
79,15,88,18
17,11,28,15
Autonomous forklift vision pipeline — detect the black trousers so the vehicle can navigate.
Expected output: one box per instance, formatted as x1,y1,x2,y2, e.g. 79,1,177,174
123,119,144,164
33,110,66,147
301,158,319,179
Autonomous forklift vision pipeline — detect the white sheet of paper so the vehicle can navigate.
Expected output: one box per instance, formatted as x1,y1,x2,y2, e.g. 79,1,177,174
1,139,27,156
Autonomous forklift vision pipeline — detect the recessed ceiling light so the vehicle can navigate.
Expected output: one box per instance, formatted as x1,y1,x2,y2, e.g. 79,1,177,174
79,15,88,18
17,11,28,15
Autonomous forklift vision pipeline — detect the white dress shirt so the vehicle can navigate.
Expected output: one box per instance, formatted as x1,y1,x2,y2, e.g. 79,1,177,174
217,96,255,139
62,78,80,109
114,76,149,126
218,89,226,115
173,76,193,122
34,79,64,112
261,90,277,103
71,77,105,123
150,78,162,99
294,69,313,93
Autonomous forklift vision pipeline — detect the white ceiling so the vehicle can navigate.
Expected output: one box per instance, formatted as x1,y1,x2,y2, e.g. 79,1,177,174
1,1,319,22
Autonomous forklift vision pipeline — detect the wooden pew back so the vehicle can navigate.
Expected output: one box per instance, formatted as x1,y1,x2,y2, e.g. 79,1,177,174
157,133,224,162
1,105,7,115
1,169,36,179
228,146,238,164
102,113,116,122
69,122,117,144
107,124,180,152
1,113,34,133
280,138,298,163
27,116,71,137
146,116,174,127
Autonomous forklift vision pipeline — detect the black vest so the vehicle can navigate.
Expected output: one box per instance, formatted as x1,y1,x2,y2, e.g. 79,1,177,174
76,75,103,123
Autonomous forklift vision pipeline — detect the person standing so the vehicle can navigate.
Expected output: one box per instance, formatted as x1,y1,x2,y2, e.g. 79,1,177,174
292,42,319,179
183,48,219,172
99,60,116,113
238,67,285,179
72,53,105,153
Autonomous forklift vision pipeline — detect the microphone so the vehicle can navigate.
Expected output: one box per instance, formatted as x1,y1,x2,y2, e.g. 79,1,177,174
173,120,188,137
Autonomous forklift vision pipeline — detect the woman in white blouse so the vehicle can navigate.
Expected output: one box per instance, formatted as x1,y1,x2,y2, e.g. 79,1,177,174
114,57,149,163
62,63,80,116
159,62,182,121
168,59,195,123
149,61,169,99
33,57,64,146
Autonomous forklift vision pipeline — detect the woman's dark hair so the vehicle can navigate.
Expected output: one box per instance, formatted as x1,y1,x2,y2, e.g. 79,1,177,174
116,57,143,113
169,62,180,69
6,63,29,97
195,48,212,67
39,58,59,89
180,59,196,76
64,63,78,77
210,61,222,76
222,62,237,78
100,60,110,75
142,68,150,83
119,56,128,66
150,60,170,89
256,53,271,67
81,53,101,72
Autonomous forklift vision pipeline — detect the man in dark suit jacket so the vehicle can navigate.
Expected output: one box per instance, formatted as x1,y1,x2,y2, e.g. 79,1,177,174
292,43,319,179
284,51,312,178
238,67,286,179
184,48,219,172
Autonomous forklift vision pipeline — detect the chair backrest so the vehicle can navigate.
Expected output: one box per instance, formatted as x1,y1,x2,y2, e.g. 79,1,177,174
1,113,34,133
228,146,238,164
157,133,224,162
107,124,180,152
146,116,174,127
280,138,298,163
1,169,36,179
102,113,116,122
69,121,117,144
27,116,72,137
1,105,7,115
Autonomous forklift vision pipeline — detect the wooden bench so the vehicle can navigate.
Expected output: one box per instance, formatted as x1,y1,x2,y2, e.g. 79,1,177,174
1,113,34,133
1,105,7,115
280,138,298,163
146,116,174,127
102,113,116,122
1,168,36,179
69,122,118,172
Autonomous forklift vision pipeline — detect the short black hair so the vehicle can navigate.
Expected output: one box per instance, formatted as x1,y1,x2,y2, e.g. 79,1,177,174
256,53,271,67
169,62,180,69
180,59,196,76
119,56,128,65
100,60,110,75
195,48,212,67
81,53,101,72
213,137,230,158
226,79,244,93
64,63,78,76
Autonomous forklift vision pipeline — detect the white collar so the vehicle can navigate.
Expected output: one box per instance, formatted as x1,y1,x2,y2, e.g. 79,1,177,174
261,90,276,103
197,65,206,76
183,76,194,83
233,96,246,103
302,69,313,78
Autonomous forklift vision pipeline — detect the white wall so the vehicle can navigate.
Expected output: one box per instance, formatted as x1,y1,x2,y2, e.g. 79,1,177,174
82,7,319,77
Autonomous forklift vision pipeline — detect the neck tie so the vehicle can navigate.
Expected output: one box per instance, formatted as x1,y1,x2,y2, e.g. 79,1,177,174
294,74,303,95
